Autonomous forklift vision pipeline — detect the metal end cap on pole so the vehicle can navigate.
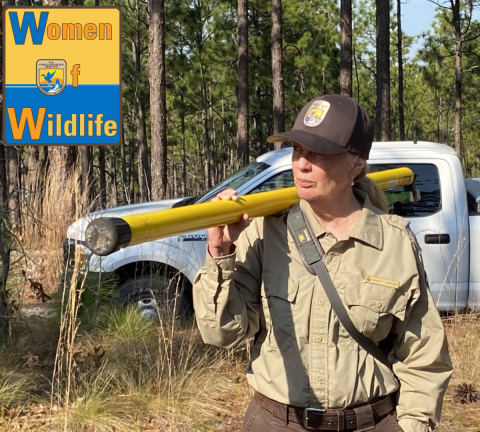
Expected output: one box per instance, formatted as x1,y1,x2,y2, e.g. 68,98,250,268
85,218,132,256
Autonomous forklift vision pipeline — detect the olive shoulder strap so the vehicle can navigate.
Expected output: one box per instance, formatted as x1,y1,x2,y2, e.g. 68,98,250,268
287,205,392,370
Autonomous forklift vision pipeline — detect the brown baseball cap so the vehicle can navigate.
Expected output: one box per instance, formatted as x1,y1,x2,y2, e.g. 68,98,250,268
267,94,373,159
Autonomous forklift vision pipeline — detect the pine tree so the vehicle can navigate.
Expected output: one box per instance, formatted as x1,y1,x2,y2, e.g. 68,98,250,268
271,0,285,146
237,0,249,165
376,0,390,140
340,0,353,96
149,0,168,200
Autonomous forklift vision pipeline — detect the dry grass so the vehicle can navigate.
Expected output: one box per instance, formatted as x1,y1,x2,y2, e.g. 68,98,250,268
3,275,480,431
437,315,480,431
0,167,254,431
0,303,252,431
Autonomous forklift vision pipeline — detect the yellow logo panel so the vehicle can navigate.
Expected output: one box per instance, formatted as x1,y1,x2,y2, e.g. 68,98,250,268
3,7,122,145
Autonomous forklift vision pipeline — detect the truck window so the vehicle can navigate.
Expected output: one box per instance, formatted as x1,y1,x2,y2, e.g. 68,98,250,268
249,170,295,194
369,163,441,217
195,162,270,203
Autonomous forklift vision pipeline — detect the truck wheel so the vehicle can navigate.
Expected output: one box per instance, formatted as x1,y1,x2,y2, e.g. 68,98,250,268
116,275,192,321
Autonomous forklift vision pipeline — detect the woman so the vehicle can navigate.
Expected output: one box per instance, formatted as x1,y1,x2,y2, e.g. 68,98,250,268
193,94,452,432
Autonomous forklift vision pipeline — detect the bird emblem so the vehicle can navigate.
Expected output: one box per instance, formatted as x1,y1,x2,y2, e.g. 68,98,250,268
41,70,56,83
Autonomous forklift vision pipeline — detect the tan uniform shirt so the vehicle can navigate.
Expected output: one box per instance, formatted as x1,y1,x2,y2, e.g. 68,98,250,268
193,192,452,432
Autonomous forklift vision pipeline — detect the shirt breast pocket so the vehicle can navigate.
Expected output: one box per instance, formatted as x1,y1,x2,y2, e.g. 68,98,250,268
261,274,299,352
343,282,408,343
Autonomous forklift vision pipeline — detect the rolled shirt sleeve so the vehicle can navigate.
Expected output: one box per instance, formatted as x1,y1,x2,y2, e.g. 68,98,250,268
392,239,453,431
193,219,264,349
397,418,431,432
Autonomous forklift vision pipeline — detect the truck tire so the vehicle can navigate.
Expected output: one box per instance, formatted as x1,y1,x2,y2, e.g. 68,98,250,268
116,275,192,320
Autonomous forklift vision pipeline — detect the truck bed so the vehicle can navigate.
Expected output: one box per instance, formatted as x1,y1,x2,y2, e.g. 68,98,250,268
466,178,480,213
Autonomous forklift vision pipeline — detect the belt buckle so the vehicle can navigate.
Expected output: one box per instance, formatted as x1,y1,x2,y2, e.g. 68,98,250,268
303,407,326,430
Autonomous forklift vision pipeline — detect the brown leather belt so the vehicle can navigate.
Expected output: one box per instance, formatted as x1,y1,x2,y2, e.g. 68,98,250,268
254,392,396,431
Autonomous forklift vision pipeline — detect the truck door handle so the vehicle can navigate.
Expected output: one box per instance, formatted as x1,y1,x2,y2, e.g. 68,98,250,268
424,234,450,244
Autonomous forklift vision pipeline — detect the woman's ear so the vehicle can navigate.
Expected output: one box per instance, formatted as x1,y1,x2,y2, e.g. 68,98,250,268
349,156,366,181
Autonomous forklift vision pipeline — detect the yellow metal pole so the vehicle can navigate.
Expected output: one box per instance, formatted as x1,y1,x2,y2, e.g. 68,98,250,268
85,167,414,256
367,167,414,190
127,187,299,245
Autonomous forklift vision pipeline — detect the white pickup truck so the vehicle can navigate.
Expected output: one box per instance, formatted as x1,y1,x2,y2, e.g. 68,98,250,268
64,141,480,316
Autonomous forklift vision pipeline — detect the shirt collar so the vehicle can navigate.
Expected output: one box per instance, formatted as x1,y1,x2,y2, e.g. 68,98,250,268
299,189,384,251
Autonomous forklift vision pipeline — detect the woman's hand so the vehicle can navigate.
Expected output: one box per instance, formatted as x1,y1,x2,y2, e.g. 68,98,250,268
208,189,250,257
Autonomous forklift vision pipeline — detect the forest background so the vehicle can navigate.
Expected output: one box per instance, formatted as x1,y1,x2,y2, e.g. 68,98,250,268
1,0,480,233
0,0,478,431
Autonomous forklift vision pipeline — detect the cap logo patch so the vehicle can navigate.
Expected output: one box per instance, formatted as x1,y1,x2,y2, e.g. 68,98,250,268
304,100,330,127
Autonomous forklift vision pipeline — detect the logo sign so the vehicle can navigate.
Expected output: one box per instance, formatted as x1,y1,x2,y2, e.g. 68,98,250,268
37,59,66,96
304,100,330,127
3,7,122,145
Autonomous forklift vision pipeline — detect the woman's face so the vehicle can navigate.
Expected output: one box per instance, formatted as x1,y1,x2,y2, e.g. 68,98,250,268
291,142,364,203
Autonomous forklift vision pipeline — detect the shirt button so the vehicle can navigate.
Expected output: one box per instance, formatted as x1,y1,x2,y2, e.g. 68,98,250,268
325,265,331,271
317,299,325,306
315,336,323,343
209,265,216,273
375,301,382,308
315,374,322,381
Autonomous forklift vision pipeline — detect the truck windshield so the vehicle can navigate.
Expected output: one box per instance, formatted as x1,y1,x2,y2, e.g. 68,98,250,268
196,162,269,203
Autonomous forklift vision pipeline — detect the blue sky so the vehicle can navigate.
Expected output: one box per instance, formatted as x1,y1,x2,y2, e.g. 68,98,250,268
402,0,439,38
401,1,480,54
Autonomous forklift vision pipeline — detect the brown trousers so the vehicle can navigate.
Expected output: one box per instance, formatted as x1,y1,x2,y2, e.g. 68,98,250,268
242,397,404,432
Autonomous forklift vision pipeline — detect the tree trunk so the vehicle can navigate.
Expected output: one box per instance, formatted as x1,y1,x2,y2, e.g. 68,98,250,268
25,147,40,202
109,148,118,207
46,146,77,223
0,220,11,335
149,0,168,200
173,159,178,198
0,146,7,205
340,0,352,97
78,147,93,204
0,8,9,332
237,0,249,166
99,147,106,208
129,130,135,203
7,147,21,232
197,55,211,190
120,126,129,204
0,12,9,207
375,0,390,141
201,95,210,190
24,147,42,240
132,18,150,202
271,0,284,150
452,0,463,160
252,6,265,155
397,0,405,140
136,92,149,202
209,86,216,187
180,95,187,197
